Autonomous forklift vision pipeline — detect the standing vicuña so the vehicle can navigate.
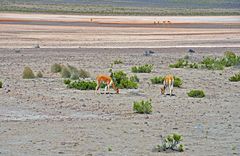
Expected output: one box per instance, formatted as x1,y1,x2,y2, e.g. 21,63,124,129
95,75,119,94
161,75,174,96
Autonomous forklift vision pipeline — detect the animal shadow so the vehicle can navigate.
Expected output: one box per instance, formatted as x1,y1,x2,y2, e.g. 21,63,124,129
165,93,176,97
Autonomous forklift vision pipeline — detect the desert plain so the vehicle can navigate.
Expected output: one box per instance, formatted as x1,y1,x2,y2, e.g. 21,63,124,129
0,13,240,156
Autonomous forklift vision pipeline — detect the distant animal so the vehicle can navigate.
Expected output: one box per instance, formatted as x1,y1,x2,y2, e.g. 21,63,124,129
95,75,119,94
161,75,174,96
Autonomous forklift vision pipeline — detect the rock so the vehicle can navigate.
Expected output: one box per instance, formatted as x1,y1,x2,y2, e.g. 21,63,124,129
188,49,195,53
14,49,21,53
34,44,40,48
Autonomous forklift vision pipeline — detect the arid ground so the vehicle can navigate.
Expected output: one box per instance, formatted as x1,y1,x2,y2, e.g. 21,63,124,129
0,13,240,156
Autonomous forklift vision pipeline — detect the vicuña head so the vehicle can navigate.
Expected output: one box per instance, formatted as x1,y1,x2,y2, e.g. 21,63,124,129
95,74,119,94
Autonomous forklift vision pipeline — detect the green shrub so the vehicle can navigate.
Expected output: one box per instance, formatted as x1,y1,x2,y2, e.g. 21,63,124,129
220,51,240,67
169,51,239,70
174,77,183,87
130,75,140,83
23,67,35,79
154,133,184,152
189,63,199,69
113,59,123,64
187,90,205,98
133,99,152,114
201,57,224,70
0,81,2,88
119,79,138,89
150,76,182,87
131,64,153,73
112,71,138,89
36,71,43,78
61,66,71,78
169,59,188,68
66,80,97,90
151,76,164,84
64,79,71,85
51,63,62,73
229,72,240,82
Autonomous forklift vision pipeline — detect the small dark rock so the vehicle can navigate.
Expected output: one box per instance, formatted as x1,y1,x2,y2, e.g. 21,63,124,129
188,49,195,53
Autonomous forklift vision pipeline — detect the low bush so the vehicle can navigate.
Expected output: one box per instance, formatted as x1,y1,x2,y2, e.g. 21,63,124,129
61,66,71,78
130,75,140,83
23,67,35,79
131,64,153,73
174,77,183,87
169,51,240,70
151,76,164,84
150,76,182,87
112,71,138,89
189,63,199,69
36,71,43,78
64,79,71,85
66,80,97,90
133,99,152,114
0,81,2,88
113,59,123,64
60,64,90,79
200,57,224,70
229,72,240,82
51,63,62,73
187,90,205,98
221,51,240,67
79,69,91,78
169,59,188,68
154,133,184,152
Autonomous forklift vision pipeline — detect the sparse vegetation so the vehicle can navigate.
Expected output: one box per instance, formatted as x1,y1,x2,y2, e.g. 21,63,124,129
151,76,164,84
61,66,71,78
51,63,62,73
59,64,90,79
229,72,240,82
189,63,199,69
1,0,240,16
188,90,205,98
133,99,152,114
23,66,35,79
169,59,188,68
113,59,123,64
79,69,91,79
154,133,184,152
150,76,182,87
169,51,240,70
112,71,138,89
200,57,224,70
131,64,153,73
65,79,96,90
108,147,112,152
130,75,140,83
36,71,43,78
64,79,71,85
0,81,2,88
174,77,183,87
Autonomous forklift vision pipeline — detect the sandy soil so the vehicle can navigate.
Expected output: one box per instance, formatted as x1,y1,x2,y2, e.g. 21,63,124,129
0,13,240,48
0,13,240,156
0,47,240,156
